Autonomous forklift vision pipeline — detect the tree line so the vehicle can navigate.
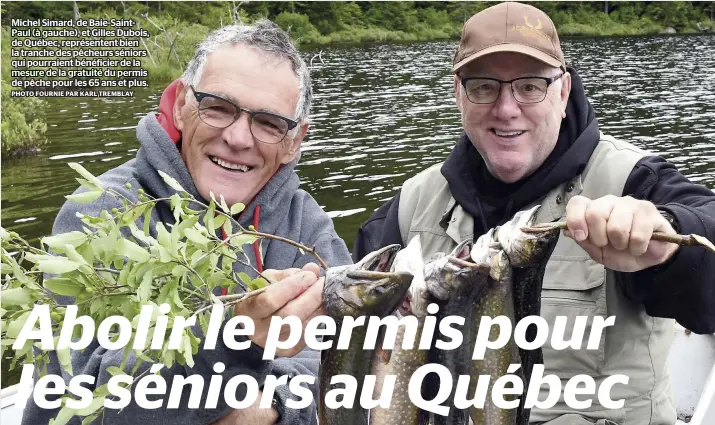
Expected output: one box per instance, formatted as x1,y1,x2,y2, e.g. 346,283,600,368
1,1,713,159
3,1,714,40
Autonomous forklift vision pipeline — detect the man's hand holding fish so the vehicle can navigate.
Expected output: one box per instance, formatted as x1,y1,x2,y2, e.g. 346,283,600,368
564,195,680,272
236,263,324,357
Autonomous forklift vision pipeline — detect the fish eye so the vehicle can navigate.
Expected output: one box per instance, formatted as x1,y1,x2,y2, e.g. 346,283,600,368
372,285,387,295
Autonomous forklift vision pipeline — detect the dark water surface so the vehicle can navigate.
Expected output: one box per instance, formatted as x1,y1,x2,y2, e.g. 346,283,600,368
1,34,715,390
3,35,715,251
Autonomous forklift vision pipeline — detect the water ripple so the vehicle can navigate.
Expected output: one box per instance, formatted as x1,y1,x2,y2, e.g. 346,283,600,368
2,36,715,250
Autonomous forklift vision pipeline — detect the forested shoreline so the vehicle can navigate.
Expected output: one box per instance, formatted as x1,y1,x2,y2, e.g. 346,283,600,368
2,1,713,159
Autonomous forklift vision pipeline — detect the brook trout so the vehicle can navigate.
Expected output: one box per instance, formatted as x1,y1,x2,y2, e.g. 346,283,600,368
370,236,426,425
496,206,560,425
429,240,491,425
468,229,521,425
371,237,485,425
320,244,413,425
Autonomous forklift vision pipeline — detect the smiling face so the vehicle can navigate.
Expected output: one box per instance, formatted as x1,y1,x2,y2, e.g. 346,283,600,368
173,43,308,206
454,52,571,183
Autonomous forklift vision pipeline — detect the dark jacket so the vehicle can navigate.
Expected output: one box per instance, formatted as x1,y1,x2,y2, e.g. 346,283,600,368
353,68,715,334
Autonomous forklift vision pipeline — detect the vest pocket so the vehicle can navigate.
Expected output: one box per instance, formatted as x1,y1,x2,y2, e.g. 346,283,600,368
540,256,607,378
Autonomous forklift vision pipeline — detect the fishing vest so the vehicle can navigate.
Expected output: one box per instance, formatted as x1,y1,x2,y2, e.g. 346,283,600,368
397,134,676,425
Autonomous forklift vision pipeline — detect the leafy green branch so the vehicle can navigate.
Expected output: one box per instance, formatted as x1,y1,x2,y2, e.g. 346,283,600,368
0,162,327,425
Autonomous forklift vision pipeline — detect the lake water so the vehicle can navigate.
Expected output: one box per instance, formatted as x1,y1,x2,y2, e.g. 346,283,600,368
3,36,714,253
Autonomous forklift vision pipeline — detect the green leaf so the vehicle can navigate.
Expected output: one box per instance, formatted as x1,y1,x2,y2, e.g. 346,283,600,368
127,223,151,246
118,239,150,263
184,228,210,246
37,258,82,274
64,245,89,266
44,278,83,297
117,263,131,287
24,252,53,264
74,177,96,191
163,350,175,368
156,278,173,306
219,194,230,214
129,262,153,290
89,299,103,316
132,355,148,373
229,234,259,248
189,250,205,268
157,246,174,263
170,194,183,222
171,264,187,277
57,346,73,376
158,170,186,193
156,222,172,249
182,334,195,368
143,206,153,236
68,162,104,190
1,288,33,306
223,220,234,239
81,413,100,425
237,272,252,287
0,227,12,241
94,383,111,397
213,214,227,230
171,285,185,310
230,202,245,216
249,277,269,290
50,404,77,425
175,215,200,239
75,396,105,416
106,366,125,376
209,253,220,270
204,210,215,234
41,232,88,251
137,269,153,302
207,271,226,288
6,311,31,339
112,256,125,271
121,204,148,226
66,190,103,204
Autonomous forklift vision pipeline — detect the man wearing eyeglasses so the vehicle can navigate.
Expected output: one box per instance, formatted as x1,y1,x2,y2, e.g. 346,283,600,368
354,2,715,425
26,21,351,425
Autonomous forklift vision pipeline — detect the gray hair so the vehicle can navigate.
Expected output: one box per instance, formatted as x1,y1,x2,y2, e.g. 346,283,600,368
182,20,312,124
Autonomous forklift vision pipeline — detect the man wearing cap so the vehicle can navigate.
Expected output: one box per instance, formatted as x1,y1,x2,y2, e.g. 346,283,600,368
353,2,715,425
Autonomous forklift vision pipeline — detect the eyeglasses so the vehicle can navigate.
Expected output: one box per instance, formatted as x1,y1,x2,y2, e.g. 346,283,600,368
460,73,564,104
189,85,298,144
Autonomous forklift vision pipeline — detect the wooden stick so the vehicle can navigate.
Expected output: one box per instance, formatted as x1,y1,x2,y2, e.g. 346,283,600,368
521,222,715,254
239,230,329,270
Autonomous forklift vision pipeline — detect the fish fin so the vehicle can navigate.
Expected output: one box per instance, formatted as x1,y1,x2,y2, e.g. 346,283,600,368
320,346,328,365
451,239,473,260
456,408,469,425
375,346,392,363
418,409,432,425
321,334,337,366
375,326,392,363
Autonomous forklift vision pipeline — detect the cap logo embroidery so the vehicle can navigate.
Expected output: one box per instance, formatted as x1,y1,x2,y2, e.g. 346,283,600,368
525,16,542,30
512,15,550,42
